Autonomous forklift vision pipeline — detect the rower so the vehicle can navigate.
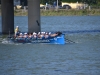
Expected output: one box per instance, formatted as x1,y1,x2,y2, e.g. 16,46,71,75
18,33,23,38
28,33,32,39
33,32,37,39
40,32,45,39
50,31,62,37
45,32,49,39
23,33,28,38
14,26,19,37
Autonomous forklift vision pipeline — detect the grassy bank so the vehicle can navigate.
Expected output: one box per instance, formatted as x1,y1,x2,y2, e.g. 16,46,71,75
14,9,100,16
41,9,100,16
0,9,100,16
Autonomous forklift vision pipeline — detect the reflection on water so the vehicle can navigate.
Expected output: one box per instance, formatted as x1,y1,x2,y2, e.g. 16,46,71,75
0,16,100,75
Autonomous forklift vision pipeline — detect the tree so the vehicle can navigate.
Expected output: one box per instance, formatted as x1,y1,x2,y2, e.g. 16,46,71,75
82,0,97,5
40,0,62,5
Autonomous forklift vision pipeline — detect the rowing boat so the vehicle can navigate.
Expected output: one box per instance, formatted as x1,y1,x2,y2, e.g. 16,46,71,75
8,34,65,44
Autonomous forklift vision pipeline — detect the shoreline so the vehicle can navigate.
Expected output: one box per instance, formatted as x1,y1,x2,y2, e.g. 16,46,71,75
14,9,100,16
0,9,100,16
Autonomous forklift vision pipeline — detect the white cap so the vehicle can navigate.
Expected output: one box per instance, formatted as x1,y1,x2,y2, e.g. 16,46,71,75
16,26,18,27
20,33,22,35
41,32,44,34
33,32,36,35
38,32,40,34
43,32,45,34
24,33,27,34
49,32,51,35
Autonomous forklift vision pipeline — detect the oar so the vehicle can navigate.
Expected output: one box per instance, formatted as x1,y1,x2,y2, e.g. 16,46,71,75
7,29,11,38
36,20,40,26
65,38,75,43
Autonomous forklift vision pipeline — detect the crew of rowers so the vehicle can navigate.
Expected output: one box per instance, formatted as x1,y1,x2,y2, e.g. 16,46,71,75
14,26,62,39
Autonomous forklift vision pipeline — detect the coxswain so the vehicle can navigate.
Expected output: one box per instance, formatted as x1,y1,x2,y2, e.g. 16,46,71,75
14,26,19,37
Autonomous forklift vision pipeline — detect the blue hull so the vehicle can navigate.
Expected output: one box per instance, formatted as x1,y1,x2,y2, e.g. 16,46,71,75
10,34,65,44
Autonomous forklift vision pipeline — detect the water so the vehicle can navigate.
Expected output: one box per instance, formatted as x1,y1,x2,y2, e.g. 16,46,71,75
1,16,100,32
0,16,100,75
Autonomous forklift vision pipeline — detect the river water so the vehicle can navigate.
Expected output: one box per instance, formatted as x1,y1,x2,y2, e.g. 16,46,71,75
0,16,100,75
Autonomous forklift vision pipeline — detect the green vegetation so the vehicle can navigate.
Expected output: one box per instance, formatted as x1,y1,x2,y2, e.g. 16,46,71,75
13,9,100,16
14,10,27,16
41,9,100,16
0,0,100,16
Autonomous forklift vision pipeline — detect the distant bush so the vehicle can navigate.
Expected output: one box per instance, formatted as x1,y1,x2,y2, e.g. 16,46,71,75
0,9,100,16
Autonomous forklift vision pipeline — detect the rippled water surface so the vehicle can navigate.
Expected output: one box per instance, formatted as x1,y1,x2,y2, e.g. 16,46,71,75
0,16,100,75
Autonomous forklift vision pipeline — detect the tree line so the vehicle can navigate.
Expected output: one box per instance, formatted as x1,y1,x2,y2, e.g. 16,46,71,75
0,0,100,6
